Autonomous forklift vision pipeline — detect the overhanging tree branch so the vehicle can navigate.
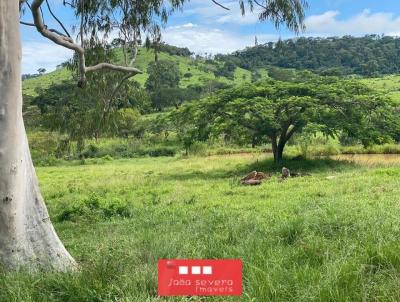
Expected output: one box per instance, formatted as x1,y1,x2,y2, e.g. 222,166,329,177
20,20,35,27
27,0,307,86
30,0,143,87
85,63,142,74
20,19,71,37
211,0,230,10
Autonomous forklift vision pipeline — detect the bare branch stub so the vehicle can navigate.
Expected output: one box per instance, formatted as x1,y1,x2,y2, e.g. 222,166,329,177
211,0,230,10
20,20,35,27
29,0,143,87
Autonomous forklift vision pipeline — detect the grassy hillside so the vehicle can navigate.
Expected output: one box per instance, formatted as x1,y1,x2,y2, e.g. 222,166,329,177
361,75,400,102
22,47,253,97
23,68,72,97
23,42,400,104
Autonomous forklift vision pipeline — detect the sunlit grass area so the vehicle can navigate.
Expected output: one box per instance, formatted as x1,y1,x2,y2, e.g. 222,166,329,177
361,75,400,102
1,154,400,301
332,154,400,167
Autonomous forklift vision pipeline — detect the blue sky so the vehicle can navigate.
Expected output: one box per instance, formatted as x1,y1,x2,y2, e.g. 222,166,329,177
21,0,400,74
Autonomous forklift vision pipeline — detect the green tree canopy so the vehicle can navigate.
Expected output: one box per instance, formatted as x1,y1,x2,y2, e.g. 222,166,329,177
172,79,400,161
217,35,400,76
145,60,181,91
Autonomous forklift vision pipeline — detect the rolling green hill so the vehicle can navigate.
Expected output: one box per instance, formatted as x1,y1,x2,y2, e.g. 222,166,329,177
23,68,72,97
23,47,253,97
23,41,400,105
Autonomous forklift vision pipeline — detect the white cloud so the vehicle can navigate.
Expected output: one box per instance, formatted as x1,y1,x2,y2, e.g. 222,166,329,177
216,12,259,25
305,10,400,36
163,25,278,54
182,22,197,28
22,41,73,74
178,0,260,25
168,23,198,30
305,10,340,31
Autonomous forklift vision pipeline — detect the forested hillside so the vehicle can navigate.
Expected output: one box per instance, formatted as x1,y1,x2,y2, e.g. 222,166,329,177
24,35,400,101
219,35,400,76
22,38,400,131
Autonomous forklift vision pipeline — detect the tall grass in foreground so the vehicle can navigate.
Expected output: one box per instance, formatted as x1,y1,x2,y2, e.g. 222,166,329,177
2,154,400,301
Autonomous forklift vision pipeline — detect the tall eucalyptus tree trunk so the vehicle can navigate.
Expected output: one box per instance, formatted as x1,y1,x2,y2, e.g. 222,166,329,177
0,0,75,271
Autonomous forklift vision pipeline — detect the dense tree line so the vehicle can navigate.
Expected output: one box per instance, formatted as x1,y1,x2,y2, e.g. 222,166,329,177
217,35,400,76
157,43,193,57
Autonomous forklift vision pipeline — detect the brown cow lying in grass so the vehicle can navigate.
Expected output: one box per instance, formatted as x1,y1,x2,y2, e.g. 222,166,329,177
240,171,271,185
241,168,310,185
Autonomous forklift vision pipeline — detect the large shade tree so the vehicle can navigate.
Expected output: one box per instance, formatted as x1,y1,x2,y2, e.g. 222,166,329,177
0,0,308,271
172,80,399,162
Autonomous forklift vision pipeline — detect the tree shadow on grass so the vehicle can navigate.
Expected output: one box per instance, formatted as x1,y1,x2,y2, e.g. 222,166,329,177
243,156,357,174
161,156,357,182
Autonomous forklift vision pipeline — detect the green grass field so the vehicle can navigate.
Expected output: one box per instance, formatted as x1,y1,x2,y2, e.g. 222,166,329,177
2,154,400,301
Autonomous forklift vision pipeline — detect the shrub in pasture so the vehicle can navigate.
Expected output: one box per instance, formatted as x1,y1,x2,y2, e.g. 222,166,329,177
57,193,133,222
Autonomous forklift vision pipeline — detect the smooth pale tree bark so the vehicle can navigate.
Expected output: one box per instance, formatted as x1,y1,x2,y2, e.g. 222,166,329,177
0,0,76,271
